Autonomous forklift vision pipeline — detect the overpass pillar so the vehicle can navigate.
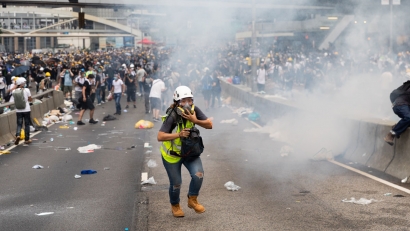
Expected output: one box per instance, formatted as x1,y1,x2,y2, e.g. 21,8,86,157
24,37,27,53
14,37,18,53
51,36,54,49
36,37,41,49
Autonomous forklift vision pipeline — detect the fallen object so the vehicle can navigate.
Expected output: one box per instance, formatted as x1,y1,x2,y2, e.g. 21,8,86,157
32,165,44,169
147,159,157,168
220,119,238,125
35,212,54,216
74,174,81,179
135,120,154,129
394,195,405,197
224,181,241,191
342,197,376,205
144,143,152,148
80,169,97,174
401,176,409,183
248,112,260,121
103,115,117,121
141,176,157,185
0,150,11,155
77,144,101,153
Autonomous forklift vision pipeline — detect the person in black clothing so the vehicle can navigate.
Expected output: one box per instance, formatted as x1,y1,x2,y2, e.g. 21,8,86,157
143,72,153,114
211,71,222,108
77,74,98,125
124,72,137,109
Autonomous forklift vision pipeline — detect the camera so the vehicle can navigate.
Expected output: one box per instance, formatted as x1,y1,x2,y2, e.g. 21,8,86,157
188,127,200,141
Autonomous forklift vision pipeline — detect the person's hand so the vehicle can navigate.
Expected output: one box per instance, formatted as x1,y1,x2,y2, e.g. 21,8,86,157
83,97,86,102
181,109,197,123
179,128,191,138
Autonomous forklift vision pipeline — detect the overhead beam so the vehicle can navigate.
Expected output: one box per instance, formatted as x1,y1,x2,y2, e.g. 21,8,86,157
0,34,136,37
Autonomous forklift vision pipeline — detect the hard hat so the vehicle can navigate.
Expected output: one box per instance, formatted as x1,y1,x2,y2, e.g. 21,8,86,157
16,77,26,86
130,64,134,68
40,67,44,71
173,86,193,101
122,64,126,67
12,76,18,82
45,72,51,77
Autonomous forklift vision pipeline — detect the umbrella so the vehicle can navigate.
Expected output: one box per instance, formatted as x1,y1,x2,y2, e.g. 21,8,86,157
47,58,60,63
32,56,41,61
11,66,30,76
137,38,155,45
32,59,46,66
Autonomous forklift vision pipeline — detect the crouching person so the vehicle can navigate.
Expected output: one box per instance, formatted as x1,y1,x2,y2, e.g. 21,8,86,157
157,86,213,217
11,78,32,145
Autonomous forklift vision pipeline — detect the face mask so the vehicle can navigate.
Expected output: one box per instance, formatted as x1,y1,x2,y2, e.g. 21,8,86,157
114,77,118,80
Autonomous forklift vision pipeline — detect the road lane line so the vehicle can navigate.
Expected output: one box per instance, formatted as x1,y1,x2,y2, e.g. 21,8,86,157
328,159,410,194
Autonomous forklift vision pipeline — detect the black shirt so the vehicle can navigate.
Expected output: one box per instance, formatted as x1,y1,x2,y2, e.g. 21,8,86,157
83,80,92,96
160,106,208,133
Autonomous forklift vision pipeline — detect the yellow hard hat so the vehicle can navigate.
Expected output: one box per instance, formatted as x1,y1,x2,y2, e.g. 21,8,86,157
287,57,293,62
45,72,51,77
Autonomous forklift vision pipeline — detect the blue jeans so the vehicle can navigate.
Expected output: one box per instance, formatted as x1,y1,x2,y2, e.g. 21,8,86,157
107,78,113,92
114,93,121,114
138,81,144,95
162,156,204,205
393,105,410,136
16,112,31,141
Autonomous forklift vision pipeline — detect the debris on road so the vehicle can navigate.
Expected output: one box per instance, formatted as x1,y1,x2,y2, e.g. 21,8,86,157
147,159,157,168
0,150,11,155
280,145,294,157
35,212,54,216
135,120,154,129
224,181,241,191
145,150,153,154
59,125,69,129
32,165,44,169
394,195,405,197
144,143,152,148
104,167,110,170
342,197,376,205
141,176,157,185
401,176,409,183
74,175,81,179
384,193,392,196
220,119,238,125
77,144,101,153
80,170,97,174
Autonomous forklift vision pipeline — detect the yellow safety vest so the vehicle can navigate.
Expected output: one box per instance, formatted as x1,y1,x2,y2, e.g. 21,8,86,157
160,113,195,164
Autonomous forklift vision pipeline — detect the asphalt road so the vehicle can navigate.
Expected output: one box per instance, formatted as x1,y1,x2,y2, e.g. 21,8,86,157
2,90,410,231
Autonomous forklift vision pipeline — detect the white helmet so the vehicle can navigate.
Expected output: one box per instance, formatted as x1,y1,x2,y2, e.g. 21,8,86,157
16,77,27,86
122,64,126,67
173,86,193,101
40,67,44,71
130,64,134,68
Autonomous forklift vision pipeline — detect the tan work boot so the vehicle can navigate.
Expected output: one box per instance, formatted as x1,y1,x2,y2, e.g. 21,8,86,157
187,195,206,214
171,204,185,217
384,132,395,146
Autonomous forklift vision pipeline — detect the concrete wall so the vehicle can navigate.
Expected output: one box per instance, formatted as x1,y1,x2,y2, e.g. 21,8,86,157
0,90,64,146
221,81,405,180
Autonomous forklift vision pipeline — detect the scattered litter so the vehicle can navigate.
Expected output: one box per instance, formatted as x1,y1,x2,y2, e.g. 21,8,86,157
401,176,408,183
77,144,101,153
299,190,310,194
103,115,117,121
147,159,157,168
384,193,392,196
55,147,71,151
73,127,78,131
135,120,154,129
394,195,405,197
130,145,136,148
280,145,294,157
311,148,333,161
0,146,4,150
141,176,157,185
145,150,153,154
32,165,44,169
30,126,35,132
342,197,376,205
74,174,81,179
62,115,73,122
59,125,69,129
224,181,241,191
80,169,97,174
220,119,238,125
104,167,110,170
35,212,54,216
0,150,11,155
69,121,75,125
124,109,128,113
50,138,54,142
248,112,260,121
144,143,152,148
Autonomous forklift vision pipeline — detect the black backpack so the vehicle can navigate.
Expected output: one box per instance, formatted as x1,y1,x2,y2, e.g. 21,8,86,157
390,81,410,103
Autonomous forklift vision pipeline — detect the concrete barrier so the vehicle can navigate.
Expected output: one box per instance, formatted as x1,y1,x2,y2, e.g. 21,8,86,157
39,98,48,116
46,98,54,113
385,131,410,179
31,103,43,126
366,124,395,172
344,121,378,165
7,111,17,136
0,114,13,146
220,80,410,180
